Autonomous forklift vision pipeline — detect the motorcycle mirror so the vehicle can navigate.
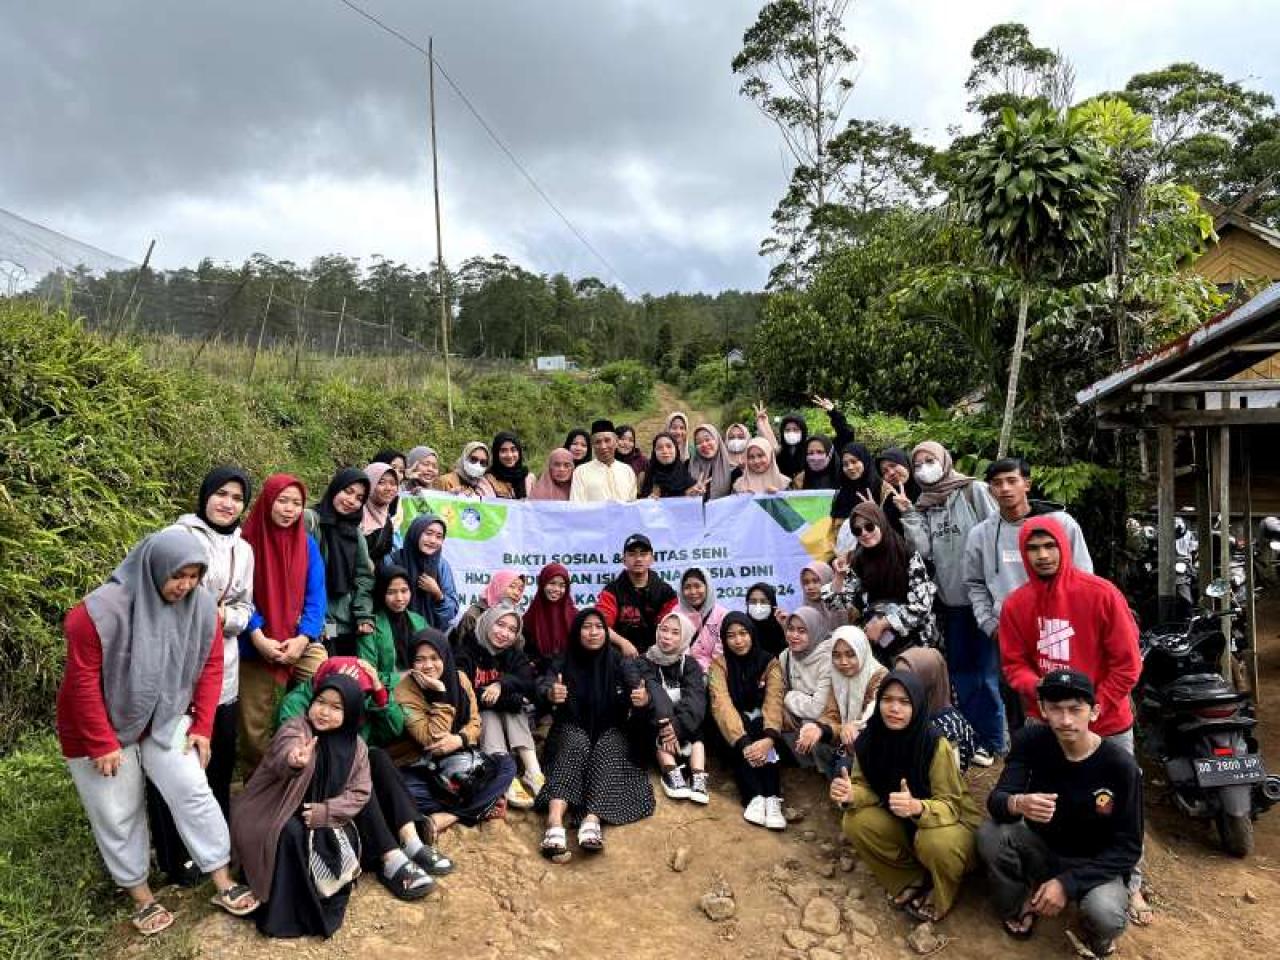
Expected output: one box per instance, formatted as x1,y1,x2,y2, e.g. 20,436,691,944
1204,579,1229,599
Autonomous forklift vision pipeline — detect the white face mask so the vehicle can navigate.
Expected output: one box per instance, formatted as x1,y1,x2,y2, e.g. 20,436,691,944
915,462,944,486
747,603,772,621
726,438,748,454
783,430,803,446
463,460,488,480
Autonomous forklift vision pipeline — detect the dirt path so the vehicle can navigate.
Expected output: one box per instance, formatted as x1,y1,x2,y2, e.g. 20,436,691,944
634,383,721,444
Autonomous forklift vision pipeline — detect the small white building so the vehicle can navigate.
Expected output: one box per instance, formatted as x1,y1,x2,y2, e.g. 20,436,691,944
535,355,568,372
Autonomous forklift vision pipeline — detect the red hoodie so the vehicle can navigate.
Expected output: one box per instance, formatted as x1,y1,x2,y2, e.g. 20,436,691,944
999,516,1140,736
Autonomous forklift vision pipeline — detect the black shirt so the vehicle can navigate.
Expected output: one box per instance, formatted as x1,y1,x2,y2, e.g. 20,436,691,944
597,571,677,654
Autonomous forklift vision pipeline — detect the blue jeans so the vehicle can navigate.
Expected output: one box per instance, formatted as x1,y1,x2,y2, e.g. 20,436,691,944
939,602,1006,753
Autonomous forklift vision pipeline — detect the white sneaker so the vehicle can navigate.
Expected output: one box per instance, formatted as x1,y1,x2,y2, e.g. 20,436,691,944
971,748,996,768
688,771,710,805
764,796,787,830
743,795,767,826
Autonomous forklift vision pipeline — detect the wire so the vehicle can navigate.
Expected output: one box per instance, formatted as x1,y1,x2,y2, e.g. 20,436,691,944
333,0,633,294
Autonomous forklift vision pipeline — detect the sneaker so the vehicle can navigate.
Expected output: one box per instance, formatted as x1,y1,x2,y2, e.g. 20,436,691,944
743,795,767,826
522,771,546,798
764,796,787,831
972,748,996,768
688,770,710,805
506,777,535,809
661,766,691,800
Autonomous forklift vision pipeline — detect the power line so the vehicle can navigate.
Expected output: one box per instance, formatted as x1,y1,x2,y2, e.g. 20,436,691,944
333,0,633,294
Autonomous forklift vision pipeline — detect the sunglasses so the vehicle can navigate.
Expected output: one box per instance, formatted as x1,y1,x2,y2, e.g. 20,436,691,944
852,522,878,535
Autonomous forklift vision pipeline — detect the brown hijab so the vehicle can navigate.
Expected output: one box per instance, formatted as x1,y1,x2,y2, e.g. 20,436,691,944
893,646,953,715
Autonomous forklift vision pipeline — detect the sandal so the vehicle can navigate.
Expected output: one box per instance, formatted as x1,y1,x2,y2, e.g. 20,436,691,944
209,883,259,917
905,891,943,924
131,901,174,937
1127,890,1154,926
540,825,570,862
377,861,433,901
577,818,604,852
410,844,455,877
1002,911,1036,941
890,878,930,911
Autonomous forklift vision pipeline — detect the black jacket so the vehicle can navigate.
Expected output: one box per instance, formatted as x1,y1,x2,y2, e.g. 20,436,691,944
455,636,536,713
638,655,707,743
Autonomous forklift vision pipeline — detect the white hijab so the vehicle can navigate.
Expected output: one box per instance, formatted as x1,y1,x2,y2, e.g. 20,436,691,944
828,626,878,725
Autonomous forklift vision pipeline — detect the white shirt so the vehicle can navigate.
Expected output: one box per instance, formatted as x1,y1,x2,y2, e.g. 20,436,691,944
569,459,638,503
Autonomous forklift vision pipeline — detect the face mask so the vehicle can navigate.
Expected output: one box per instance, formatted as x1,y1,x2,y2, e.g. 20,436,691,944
463,460,488,480
806,452,830,471
783,430,803,446
726,438,748,454
915,462,944,486
747,603,772,621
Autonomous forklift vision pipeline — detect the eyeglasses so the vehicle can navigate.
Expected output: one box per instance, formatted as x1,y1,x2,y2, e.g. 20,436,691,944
852,522,878,535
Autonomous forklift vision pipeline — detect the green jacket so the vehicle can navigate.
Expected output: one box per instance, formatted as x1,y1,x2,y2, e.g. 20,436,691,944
361,609,428,691
304,508,375,635
276,675,405,747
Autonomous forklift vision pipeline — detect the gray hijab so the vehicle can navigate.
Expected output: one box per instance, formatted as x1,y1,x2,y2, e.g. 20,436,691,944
477,602,525,655
83,527,217,748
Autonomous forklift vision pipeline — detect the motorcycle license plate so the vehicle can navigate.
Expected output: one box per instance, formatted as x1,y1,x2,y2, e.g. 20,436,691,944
1193,754,1265,788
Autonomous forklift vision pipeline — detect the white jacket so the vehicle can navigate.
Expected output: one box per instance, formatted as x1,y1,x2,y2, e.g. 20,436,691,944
170,514,255,705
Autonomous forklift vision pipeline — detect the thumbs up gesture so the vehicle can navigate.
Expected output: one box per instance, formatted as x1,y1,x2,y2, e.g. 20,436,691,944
630,682,650,708
829,766,852,806
888,777,922,819
550,673,568,705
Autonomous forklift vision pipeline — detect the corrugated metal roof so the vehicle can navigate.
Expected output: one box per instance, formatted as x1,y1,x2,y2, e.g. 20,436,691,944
1075,281,1280,406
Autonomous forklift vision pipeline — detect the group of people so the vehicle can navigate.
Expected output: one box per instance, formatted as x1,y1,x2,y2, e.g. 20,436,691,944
57,403,1149,957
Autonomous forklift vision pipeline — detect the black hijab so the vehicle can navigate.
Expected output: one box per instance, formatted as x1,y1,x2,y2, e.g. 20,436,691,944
639,431,696,498
307,674,364,802
776,413,809,478
314,468,370,600
745,582,787,656
721,612,775,713
375,565,417,669
830,443,881,521
197,465,252,534
853,670,940,803
399,514,447,625
490,431,530,499
798,435,840,490
564,429,593,466
560,609,622,740
850,502,911,603
410,628,471,732
371,449,405,472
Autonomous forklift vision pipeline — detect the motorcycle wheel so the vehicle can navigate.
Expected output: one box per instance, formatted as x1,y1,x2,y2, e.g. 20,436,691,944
1217,811,1254,857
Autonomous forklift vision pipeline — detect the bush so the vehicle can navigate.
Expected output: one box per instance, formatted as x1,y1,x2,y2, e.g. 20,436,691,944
596,360,655,411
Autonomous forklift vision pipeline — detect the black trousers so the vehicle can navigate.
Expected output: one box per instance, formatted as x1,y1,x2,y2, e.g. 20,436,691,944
721,714,781,805
353,746,421,868
147,701,237,884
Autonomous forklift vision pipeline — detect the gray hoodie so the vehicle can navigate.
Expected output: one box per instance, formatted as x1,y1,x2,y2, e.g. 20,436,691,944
962,504,1093,637
902,482,997,606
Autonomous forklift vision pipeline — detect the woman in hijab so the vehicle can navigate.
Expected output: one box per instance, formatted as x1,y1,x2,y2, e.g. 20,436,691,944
894,647,979,772
524,562,578,669
361,462,400,566
733,438,791,495
723,422,752,469
707,613,787,830
449,569,527,650
664,411,691,461
530,448,575,501
689,423,739,501
640,610,709,804
564,428,592,467
364,565,427,677
795,626,886,765
232,675,372,937
432,442,498,498
455,603,542,810
874,447,917,534
830,671,980,924
390,514,459,631
391,629,517,835
239,474,329,770
679,566,730,671
774,412,809,478
639,432,696,499
830,443,882,550
489,431,535,499
798,560,845,636
151,466,255,886
534,609,656,860
306,468,375,656
744,582,788,656
615,424,649,477
58,528,258,937
371,449,407,478
834,502,940,665
793,435,842,490
402,446,440,495
779,606,836,768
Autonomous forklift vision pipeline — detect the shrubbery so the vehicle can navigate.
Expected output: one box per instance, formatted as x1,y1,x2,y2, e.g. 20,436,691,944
596,360,655,410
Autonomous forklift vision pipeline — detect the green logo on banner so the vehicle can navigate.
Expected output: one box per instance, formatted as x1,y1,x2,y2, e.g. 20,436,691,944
401,496,508,541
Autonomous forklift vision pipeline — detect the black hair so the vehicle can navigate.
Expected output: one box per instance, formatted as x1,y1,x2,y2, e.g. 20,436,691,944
985,457,1031,481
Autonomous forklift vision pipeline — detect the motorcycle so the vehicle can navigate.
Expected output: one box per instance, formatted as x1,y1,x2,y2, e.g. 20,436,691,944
1137,579,1280,857
1256,515,1280,587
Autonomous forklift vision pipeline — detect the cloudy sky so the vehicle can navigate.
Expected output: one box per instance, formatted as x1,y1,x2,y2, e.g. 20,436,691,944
2,0,1276,294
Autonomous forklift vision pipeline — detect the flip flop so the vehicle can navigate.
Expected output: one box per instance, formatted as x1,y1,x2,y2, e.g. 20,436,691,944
131,901,174,937
904,891,943,924
1002,911,1036,941
209,883,259,917
1127,893,1154,926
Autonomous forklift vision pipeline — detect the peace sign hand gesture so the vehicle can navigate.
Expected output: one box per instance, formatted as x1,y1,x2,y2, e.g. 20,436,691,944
890,481,913,513
753,401,769,421
854,489,874,504
288,732,317,770
811,395,835,412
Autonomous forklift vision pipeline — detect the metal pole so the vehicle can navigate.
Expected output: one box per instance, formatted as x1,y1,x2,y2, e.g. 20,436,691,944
429,37,455,429
1242,430,1259,699
248,282,274,382
333,296,346,360
1216,414,1232,680
1156,419,1176,621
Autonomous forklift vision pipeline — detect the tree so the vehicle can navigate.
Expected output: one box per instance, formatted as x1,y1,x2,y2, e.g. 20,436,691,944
964,23,1072,121
954,107,1113,456
732,0,858,286
821,119,937,236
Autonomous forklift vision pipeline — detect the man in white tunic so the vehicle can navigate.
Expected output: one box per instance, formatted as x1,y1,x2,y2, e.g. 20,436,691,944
569,419,638,503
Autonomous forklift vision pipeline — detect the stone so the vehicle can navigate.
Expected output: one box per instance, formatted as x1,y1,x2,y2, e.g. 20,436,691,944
1244,889,1260,904
906,923,942,955
785,805,807,823
809,949,843,960
823,933,848,950
784,929,817,950
670,846,690,872
786,881,821,907
700,893,736,922
818,840,838,858
843,907,878,939
802,829,819,842
851,931,874,948
772,863,794,883
777,950,805,960
839,855,856,873
845,884,865,901
801,896,843,937
817,862,836,878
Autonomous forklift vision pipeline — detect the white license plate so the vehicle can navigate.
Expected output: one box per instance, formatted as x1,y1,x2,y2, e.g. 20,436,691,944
1193,754,1265,787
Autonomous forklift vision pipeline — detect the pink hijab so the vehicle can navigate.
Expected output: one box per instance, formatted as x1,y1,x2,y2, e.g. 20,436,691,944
530,448,574,501
484,569,525,608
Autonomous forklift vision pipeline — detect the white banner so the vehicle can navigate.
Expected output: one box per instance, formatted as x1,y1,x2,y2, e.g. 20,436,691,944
398,491,835,613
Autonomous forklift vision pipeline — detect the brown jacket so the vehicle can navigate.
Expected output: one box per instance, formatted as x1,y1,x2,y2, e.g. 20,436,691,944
707,657,785,749
231,717,371,903
817,666,887,737
430,472,499,498
386,670,482,766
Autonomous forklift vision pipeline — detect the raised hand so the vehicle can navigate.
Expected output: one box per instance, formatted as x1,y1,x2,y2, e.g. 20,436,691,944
888,778,922,819
890,481,913,513
550,673,568,705
812,395,835,412
630,683,650,708
288,733,316,769
753,401,769,421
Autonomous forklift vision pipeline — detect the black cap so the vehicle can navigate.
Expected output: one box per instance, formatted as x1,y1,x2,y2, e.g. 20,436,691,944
591,418,616,436
623,532,652,553
1037,669,1095,705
